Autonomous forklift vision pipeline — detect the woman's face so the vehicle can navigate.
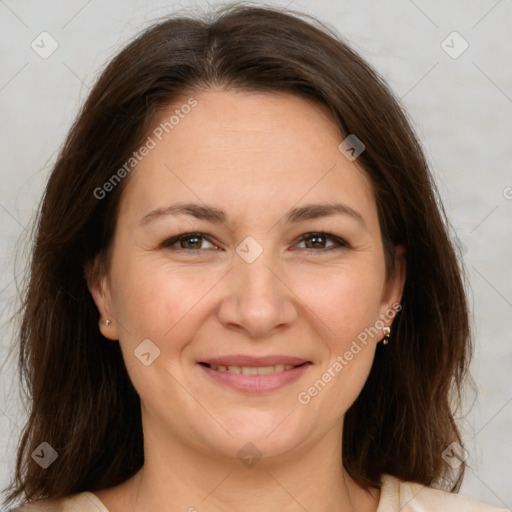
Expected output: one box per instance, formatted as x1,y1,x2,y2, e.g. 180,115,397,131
89,89,405,463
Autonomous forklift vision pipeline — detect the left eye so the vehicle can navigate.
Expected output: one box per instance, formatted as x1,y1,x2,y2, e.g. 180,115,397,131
295,232,347,251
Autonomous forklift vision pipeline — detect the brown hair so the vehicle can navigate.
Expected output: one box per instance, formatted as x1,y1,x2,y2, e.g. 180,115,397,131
4,2,472,507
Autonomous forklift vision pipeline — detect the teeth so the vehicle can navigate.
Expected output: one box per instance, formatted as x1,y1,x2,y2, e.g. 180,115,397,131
207,364,297,374
258,365,279,375
241,366,258,375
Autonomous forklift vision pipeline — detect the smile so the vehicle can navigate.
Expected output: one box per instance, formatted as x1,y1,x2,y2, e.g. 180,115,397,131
198,361,312,393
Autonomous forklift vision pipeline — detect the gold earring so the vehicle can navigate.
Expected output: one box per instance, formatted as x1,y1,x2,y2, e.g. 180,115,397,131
382,326,391,345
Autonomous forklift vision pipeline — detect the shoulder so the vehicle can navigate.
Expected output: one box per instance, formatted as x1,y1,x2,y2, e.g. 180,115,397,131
8,491,109,512
379,474,508,512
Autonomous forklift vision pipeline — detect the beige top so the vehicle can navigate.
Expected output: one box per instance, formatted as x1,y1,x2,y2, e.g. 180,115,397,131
10,474,508,511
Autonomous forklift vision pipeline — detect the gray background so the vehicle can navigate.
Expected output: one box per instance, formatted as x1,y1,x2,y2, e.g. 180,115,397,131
1,0,511,508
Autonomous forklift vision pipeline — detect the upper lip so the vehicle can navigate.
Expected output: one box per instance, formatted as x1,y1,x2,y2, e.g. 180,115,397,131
199,355,310,367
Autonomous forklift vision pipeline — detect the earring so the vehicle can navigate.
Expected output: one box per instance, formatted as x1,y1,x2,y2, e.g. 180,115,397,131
382,326,391,345
104,319,111,326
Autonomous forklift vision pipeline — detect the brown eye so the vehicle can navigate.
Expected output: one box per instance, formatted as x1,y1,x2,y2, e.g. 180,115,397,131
180,235,202,249
296,232,348,251
162,233,217,251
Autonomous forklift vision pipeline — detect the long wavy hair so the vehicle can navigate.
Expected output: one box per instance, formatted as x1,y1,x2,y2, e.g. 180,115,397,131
4,2,472,508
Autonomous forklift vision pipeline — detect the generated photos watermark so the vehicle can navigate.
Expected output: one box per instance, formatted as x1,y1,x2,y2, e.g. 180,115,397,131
93,97,198,200
297,302,402,405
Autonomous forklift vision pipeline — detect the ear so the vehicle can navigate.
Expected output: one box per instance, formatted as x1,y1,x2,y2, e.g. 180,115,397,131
379,244,406,322
84,255,119,341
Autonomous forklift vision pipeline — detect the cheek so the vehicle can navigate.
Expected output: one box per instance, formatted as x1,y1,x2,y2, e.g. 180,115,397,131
109,249,220,349
293,270,382,419
293,264,385,341
108,255,218,402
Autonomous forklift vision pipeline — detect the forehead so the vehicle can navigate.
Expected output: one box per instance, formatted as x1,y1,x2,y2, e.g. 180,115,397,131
118,89,377,227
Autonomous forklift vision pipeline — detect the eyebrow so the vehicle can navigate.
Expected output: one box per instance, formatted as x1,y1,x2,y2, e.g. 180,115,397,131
139,201,366,227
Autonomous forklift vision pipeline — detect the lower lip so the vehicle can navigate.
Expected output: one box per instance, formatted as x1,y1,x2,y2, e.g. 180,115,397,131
198,363,312,393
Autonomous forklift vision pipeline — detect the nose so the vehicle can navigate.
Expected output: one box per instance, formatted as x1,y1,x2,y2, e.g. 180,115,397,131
216,248,298,339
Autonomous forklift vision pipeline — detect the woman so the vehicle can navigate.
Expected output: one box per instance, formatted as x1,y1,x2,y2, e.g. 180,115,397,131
4,4,506,511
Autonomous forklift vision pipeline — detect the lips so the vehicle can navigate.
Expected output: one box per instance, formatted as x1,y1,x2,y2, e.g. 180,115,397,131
197,355,312,393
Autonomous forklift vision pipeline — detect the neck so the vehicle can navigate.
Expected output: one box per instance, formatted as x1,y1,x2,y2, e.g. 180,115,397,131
110,420,379,512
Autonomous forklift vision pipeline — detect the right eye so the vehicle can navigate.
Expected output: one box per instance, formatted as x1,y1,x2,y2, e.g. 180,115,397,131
161,232,219,251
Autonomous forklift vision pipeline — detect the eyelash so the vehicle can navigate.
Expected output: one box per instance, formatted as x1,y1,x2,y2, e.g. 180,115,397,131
161,232,349,252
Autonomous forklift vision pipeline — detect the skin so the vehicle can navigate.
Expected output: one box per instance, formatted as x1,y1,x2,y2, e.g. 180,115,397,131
88,89,405,512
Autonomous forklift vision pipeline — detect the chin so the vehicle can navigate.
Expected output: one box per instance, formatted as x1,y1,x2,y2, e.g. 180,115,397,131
197,410,312,462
